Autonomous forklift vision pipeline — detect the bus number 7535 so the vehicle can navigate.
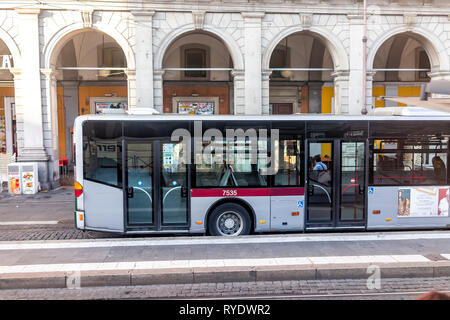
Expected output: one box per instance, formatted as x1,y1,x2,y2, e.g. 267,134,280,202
223,190,238,197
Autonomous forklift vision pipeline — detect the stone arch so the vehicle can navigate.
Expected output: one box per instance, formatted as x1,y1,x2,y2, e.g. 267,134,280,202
262,25,350,71
0,27,21,66
43,22,135,70
155,24,244,71
367,26,449,72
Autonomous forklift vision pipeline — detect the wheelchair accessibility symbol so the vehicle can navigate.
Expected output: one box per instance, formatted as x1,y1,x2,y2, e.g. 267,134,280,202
368,187,374,195
297,200,304,208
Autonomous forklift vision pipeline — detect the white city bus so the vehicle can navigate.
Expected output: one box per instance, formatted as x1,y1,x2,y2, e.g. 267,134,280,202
73,114,450,236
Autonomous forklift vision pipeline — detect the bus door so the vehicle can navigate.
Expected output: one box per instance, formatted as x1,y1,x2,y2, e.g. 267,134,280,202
305,139,366,230
124,140,189,231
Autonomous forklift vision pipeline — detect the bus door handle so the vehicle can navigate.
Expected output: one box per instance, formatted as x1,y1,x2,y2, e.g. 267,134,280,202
181,185,188,198
126,187,134,198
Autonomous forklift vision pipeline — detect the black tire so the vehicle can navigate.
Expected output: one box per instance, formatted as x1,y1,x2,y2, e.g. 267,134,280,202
208,203,251,236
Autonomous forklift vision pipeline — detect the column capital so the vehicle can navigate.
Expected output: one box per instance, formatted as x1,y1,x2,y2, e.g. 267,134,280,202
346,14,364,24
124,68,136,78
40,68,56,80
131,10,156,19
331,70,350,80
14,7,41,15
230,69,245,79
428,70,450,80
241,12,265,20
262,69,273,80
153,69,165,77
9,67,21,79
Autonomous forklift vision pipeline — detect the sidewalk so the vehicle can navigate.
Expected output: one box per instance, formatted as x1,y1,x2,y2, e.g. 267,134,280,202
0,232,449,290
0,188,449,290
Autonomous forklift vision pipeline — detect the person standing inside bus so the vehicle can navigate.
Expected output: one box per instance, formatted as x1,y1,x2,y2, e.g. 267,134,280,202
313,155,327,171
313,155,331,186
432,155,446,184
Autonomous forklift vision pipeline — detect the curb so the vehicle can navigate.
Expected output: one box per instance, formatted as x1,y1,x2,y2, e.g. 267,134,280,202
1,261,450,290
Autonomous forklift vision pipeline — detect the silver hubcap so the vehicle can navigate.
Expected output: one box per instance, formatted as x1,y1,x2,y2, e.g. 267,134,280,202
216,211,244,236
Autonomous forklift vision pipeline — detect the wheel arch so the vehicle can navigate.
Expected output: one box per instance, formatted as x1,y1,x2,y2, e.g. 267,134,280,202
204,198,256,234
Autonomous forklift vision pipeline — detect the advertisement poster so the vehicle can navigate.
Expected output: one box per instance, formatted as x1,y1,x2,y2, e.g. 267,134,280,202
163,143,174,173
22,171,34,194
8,169,20,194
95,102,128,114
398,187,449,217
177,102,214,115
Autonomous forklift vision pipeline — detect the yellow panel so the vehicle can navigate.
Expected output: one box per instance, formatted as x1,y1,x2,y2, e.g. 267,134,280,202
321,86,335,114
372,86,385,108
78,86,128,115
397,86,421,107
57,86,66,159
321,143,332,160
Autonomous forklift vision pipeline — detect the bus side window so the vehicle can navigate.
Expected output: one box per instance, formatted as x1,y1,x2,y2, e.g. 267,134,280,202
274,139,302,187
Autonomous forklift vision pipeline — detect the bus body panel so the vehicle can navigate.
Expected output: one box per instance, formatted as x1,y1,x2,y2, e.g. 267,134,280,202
270,195,305,231
190,188,271,232
367,186,450,230
84,180,124,232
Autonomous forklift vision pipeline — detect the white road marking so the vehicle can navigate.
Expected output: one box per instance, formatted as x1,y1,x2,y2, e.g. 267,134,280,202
0,221,59,226
0,254,433,275
0,231,450,251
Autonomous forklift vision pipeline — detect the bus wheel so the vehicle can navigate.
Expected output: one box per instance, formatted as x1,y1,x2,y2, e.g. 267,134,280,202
208,203,251,236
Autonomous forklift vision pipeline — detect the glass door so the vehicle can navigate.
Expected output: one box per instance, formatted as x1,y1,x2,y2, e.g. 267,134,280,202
124,140,189,231
160,141,189,226
125,141,154,227
338,141,366,226
306,139,366,230
306,141,334,227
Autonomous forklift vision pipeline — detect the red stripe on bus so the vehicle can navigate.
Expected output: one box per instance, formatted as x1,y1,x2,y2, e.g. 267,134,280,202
191,188,304,197
270,188,305,196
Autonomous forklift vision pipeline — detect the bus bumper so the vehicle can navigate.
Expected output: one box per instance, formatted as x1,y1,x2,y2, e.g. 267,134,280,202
74,210,85,230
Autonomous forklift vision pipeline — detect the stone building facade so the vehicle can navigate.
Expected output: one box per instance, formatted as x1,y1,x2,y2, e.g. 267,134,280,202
0,0,449,189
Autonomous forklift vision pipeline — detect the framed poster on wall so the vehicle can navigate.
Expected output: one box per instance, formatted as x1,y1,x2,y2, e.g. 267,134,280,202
89,97,128,114
172,96,219,115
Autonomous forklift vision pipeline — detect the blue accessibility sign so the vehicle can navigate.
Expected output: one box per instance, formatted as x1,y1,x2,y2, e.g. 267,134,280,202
368,187,374,195
297,200,304,208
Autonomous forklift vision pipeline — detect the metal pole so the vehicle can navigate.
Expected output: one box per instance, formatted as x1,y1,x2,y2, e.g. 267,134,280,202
361,0,368,115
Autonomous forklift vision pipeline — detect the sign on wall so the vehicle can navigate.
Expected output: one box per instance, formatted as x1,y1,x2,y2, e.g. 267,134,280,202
177,101,215,115
95,101,128,114
398,187,449,217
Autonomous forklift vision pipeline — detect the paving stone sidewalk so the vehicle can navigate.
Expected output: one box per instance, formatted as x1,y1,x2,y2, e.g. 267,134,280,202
0,277,449,300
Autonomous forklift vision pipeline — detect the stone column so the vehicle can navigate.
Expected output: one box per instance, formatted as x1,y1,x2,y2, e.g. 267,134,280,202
347,14,364,115
125,69,137,109
262,70,272,115
61,81,79,163
331,70,350,114
153,69,165,113
241,12,265,115
41,68,60,189
365,71,376,111
231,70,245,115
15,8,47,162
132,11,155,108
15,8,50,189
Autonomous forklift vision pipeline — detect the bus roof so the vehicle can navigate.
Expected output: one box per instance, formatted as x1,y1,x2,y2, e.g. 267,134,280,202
74,112,450,123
